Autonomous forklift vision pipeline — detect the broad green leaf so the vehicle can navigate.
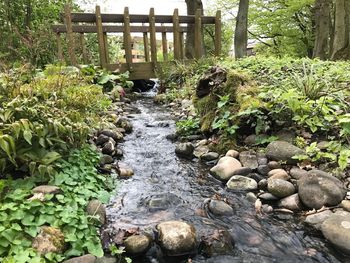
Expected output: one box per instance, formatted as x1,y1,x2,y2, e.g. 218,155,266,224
23,130,32,145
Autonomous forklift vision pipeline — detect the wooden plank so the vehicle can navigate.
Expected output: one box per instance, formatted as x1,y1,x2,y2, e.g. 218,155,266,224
79,33,88,64
149,8,157,64
52,24,188,33
107,62,157,79
143,32,150,62
95,5,107,68
162,31,168,61
56,33,64,61
65,13,216,24
123,7,133,66
194,9,203,59
103,32,110,64
215,10,222,56
173,9,180,60
179,31,184,60
64,4,77,66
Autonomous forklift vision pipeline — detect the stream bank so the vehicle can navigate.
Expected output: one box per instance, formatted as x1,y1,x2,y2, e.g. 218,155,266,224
102,95,346,263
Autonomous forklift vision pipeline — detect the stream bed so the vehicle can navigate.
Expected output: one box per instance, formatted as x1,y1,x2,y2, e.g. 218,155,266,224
104,96,344,263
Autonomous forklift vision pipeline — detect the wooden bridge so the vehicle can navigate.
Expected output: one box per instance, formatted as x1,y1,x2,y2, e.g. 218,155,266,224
52,5,221,80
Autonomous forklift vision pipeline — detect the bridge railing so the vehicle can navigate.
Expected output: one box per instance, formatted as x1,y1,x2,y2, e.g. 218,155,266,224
52,5,221,80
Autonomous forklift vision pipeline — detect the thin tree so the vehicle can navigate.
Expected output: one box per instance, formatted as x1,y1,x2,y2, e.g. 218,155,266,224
234,0,249,58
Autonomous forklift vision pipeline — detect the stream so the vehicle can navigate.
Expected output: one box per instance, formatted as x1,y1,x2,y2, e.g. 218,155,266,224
104,96,344,263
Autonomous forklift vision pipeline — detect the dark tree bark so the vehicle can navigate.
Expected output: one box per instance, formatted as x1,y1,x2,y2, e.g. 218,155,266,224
234,0,249,58
313,0,331,59
185,0,204,59
331,0,350,60
24,0,32,30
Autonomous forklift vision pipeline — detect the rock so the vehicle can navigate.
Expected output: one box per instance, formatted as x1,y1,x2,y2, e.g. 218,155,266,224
246,192,257,203
244,134,257,145
116,118,133,133
262,205,273,214
32,226,65,255
259,193,279,201
96,134,110,146
100,155,114,165
201,230,234,257
232,167,252,176
156,221,196,256
298,170,346,209
276,129,295,143
208,200,233,216
86,200,106,225
258,179,268,190
257,152,268,165
267,161,281,170
341,200,350,212
119,168,134,177
267,169,290,181
305,210,333,230
247,173,264,182
317,141,329,150
95,256,117,263
32,185,61,195
289,167,308,180
225,150,239,158
321,212,350,254
193,145,210,158
175,143,194,159
201,152,219,161
266,141,304,164
101,129,123,141
63,255,96,263
257,165,270,176
102,141,115,155
226,176,258,191
239,151,259,170
210,157,242,181
267,179,295,198
278,194,302,211
124,235,151,255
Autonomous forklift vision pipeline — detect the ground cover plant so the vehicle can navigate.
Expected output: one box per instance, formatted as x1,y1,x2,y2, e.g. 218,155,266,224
160,56,350,172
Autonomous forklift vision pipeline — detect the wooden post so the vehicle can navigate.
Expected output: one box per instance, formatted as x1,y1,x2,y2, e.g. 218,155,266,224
103,32,110,64
172,9,180,60
215,10,222,57
149,8,157,64
95,5,107,68
143,32,150,62
79,33,88,64
162,31,168,62
194,9,203,59
123,7,133,67
64,4,77,66
179,32,184,60
56,33,64,62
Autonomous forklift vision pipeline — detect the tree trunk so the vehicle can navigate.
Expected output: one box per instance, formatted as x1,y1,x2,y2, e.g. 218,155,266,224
234,0,249,58
185,0,204,59
331,0,350,60
313,0,331,59
24,0,32,30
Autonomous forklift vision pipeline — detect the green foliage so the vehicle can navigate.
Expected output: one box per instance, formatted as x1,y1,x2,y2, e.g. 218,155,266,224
176,117,200,136
0,146,115,262
109,245,132,263
0,65,112,178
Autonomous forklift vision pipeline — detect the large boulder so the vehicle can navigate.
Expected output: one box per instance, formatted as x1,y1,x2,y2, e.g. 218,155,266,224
266,141,304,164
321,212,350,255
226,176,258,191
267,179,295,198
156,221,196,256
298,170,346,209
210,157,242,181
32,226,65,255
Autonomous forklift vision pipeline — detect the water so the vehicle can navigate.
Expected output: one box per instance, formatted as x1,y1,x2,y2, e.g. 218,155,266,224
104,97,346,263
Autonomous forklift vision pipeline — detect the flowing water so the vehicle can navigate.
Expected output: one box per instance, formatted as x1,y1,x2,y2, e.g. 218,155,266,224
104,96,346,263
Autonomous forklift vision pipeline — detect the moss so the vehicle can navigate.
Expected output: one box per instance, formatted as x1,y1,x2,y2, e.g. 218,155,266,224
200,111,216,133
211,134,237,154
